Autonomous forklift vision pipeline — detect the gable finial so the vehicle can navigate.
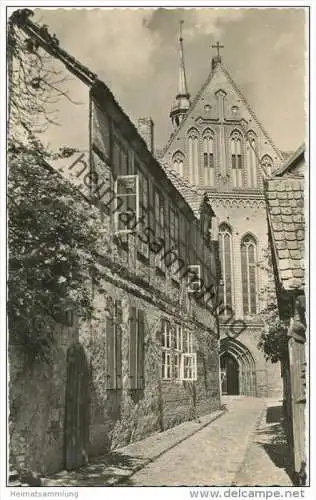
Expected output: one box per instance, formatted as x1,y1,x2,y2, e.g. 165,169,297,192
211,41,224,68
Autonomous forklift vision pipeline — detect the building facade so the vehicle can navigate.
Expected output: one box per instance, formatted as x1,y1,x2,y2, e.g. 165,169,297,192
9,12,221,476
265,145,306,483
160,38,285,398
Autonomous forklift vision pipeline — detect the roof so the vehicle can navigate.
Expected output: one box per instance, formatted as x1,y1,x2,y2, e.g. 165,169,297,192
273,143,305,177
160,163,205,217
265,177,305,291
13,12,210,228
280,150,295,160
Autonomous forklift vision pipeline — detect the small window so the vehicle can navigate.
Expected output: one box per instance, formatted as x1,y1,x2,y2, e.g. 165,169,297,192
181,330,197,381
174,325,183,379
261,154,273,177
187,265,201,293
114,175,139,233
181,353,197,381
172,151,185,177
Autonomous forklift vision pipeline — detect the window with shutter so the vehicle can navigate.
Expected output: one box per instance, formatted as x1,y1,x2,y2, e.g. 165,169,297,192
106,299,122,390
128,306,137,389
114,301,122,389
129,306,145,389
106,312,115,389
137,309,145,389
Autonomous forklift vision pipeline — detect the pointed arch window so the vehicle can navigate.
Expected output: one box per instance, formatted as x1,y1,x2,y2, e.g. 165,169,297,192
246,132,258,187
172,151,185,177
231,131,243,187
261,154,273,177
241,234,258,316
219,223,233,314
203,130,215,186
188,128,199,185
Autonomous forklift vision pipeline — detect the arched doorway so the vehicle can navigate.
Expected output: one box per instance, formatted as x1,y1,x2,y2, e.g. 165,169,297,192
221,352,239,395
220,337,257,397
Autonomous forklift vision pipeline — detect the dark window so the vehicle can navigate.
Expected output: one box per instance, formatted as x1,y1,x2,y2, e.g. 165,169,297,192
218,224,233,313
241,235,258,315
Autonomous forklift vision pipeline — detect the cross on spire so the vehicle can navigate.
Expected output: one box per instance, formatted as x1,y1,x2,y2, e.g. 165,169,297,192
212,41,224,60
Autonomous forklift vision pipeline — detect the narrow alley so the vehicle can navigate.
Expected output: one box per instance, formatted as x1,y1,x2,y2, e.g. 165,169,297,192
42,397,293,487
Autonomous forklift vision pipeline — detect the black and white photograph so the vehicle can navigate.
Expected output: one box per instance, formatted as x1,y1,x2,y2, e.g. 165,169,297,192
1,2,312,497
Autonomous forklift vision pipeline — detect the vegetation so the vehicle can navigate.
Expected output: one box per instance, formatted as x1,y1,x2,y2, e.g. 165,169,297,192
8,10,101,363
257,248,290,364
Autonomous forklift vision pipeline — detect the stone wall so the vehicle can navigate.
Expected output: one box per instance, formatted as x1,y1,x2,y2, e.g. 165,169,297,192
9,322,78,475
82,266,220,459
9,264,220,475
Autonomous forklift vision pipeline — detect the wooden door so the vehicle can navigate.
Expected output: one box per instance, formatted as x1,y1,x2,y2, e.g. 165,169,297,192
65,342,89,470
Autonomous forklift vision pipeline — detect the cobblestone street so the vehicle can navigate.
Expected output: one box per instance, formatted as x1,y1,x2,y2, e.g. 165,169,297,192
126,397,266,486
42,397,293,487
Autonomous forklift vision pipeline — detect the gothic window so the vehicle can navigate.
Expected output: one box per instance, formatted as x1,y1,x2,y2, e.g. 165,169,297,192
172,151,185,177
261,154,273,177
241,234,258,316
246,132,258,188
188,128,199,185
218,223,233,314
203,130,215,186
231,131,243,187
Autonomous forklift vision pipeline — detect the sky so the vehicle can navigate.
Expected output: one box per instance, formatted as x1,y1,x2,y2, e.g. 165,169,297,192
32,7,307,153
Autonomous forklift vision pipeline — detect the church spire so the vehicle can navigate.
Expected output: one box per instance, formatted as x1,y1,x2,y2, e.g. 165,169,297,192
170,21,190,129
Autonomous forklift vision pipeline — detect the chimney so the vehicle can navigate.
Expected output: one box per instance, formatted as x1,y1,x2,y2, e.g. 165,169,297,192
138,117,154,153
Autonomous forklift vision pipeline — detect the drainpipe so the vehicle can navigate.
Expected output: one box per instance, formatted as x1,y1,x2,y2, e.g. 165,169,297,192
218,341,222,406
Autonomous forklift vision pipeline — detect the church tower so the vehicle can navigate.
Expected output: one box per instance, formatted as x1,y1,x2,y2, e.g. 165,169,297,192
161,41,285,398
170,21,191,129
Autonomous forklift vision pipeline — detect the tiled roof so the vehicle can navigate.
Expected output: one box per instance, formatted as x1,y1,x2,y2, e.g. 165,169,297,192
160,163,204,217
265,177,305,291
273,144,305,177
280,150,295,160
